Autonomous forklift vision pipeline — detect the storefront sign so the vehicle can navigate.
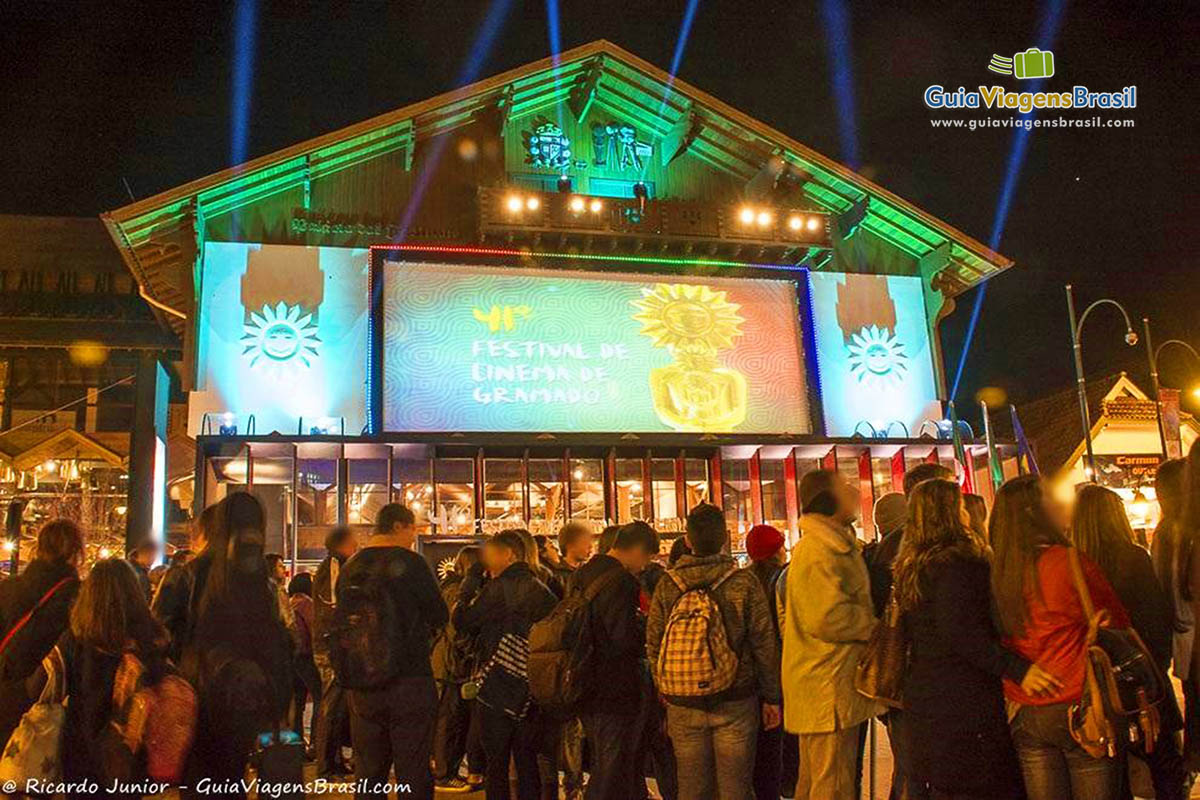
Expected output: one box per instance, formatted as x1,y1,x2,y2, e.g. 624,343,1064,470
1093,454,1162,488
381,261,810,434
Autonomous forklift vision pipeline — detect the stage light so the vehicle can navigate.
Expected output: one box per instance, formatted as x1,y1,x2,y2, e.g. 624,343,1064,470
739,207,755,225
218,412,238,437
569,196,585,213
589,199,603,213
756,210,773,228
557,175,572,193
526,196,541,211
807,216,821,231
506,195,523,213
787,215,803,231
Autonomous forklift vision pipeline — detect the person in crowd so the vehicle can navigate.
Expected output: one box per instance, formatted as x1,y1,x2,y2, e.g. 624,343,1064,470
1072,483,1186,799
287,571,321,758
1150,458,1197,765
152,506,215,657
337,503,448,799
553,521,594,590
148,563,169,594
167,492,294,800
743,524,788,800
631,529,678,800
667,535,691,567
963,493,989,540
453,530,557,800
517,527,562,599
126,538,159,601
265,553,297,631
311,525,358,778
433,545,485,792
864,492,908,617
647,503,781,800
57,558,171,798
0,519,84,745
534,535,560,568
783,469,876,800
550,521,594,800
991,475,1128,800
571,521,657,799
597,524,620,556
896,478,1059,800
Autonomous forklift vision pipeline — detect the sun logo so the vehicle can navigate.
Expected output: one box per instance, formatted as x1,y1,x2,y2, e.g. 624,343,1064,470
241,301,321,369
630,284,743,355
847,325,908,387
437,557,457,582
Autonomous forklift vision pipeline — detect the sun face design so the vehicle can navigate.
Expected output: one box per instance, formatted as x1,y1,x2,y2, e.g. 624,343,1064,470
241,301,320,369
631,283,744,355
847,325,907,387
437,557,457,582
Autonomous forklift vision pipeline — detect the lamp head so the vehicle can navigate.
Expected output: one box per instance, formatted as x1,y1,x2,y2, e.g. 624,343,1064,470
1125,330,1139,346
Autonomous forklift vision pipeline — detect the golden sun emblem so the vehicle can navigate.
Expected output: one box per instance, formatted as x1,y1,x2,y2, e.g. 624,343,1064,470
631,283,748,432
631,284,744,354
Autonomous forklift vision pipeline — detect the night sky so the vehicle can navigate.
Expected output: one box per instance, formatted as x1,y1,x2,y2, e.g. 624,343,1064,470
2,1,1196,422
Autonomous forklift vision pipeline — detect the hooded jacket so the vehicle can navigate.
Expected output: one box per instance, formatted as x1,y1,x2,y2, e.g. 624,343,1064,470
782,513,879,733
453,561,557,668
646,553,781,709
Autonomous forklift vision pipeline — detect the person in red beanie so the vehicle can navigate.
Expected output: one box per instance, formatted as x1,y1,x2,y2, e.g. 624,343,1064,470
743,524,788,800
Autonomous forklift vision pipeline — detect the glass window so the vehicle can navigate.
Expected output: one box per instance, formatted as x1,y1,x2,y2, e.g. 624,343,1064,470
435,459,475,536
347,459,388,529
393,458,433,528
614,459,646,523
684,459,709,511
483,459,524,530
760,458,788,532
247,455,294,560
528,459,565,537
296,459,338,558
569,459,605,526
651,459,679,521
722,458,752,552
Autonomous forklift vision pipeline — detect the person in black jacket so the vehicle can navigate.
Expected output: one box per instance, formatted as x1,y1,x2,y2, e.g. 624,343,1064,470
0,518,83,746
453,530,557,800
310,525,357,778
572,521,657,799
894,478,1059,800
337,503,448,799
1071,483,1186,800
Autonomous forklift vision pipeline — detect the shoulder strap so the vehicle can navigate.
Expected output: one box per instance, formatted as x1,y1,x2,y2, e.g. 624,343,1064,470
1066,547,1105,643
710,566,740,591
0,576,75,657
580,564,624,604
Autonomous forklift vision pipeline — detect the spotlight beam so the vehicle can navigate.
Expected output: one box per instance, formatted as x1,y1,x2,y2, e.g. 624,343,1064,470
819,0,860,169
949,0,1068,400
230,0,258,166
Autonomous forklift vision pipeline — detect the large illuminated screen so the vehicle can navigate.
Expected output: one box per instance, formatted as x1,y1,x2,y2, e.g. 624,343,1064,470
809,272,941,437
189,242,369,436
382,261,810,433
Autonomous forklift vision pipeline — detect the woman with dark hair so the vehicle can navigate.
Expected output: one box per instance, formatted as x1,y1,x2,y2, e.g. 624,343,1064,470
0,518,84,745
173,492,293,799
896,479,1056,799
287,571,320,755
1071,483,1186,799
58,558,170,797
433,545,485,791
991,475,1128,800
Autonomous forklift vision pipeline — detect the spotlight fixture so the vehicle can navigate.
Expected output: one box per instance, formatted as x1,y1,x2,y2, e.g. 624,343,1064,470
806,216,821,232
525,196,541,211
505,194,523,213
218,412,238,437
589,198,603,213
756,210,773,228
739,207,755,225
557,175,572,193
569,196,585,213
787,215,803,231
632,181,648,213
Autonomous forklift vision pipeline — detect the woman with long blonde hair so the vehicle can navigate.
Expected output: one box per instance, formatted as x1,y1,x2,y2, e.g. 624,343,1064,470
894,478,1056,799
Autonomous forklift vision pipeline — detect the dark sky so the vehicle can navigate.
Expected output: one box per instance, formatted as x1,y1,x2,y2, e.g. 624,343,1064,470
3,0,1197,422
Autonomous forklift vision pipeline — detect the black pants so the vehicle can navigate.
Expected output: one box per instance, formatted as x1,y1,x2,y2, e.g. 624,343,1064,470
313,652,350,775
348,676,437,800
480,703,541,800
581,710,639,800
781,730,799,798
753,720,783,800
434,682,485,779
1134,729,1187,800
291,654,321,747
632,669,677,800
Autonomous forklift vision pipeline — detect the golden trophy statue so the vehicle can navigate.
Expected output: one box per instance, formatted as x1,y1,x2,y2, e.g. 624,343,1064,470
631,283,748,431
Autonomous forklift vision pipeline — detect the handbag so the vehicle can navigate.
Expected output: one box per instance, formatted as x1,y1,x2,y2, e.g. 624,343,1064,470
855,595,908,708
112,652,198,782
1066,547,1165,759
0,647,67,786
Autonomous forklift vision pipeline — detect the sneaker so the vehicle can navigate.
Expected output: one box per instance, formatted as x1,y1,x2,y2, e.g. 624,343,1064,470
435,777,471,793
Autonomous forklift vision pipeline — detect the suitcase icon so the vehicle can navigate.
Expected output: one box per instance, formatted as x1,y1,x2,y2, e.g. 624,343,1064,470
1013,48,1055,79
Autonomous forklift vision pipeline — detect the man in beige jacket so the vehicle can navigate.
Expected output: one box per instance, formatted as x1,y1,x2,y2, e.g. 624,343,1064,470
782,469,880,799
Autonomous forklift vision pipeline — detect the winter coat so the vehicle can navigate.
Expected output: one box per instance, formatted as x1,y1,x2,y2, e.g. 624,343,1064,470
571,554,643,711
311,553,346,656
646,553,782,708
781,514,878,734
0,559,80,746
289,593,314,656
453,561,557,668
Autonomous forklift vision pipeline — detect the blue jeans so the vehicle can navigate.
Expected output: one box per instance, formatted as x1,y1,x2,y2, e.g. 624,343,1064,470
666,695,759,800
1010,703,1120,800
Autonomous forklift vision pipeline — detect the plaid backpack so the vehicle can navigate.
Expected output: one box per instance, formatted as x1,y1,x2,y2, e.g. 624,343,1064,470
655,567,739,698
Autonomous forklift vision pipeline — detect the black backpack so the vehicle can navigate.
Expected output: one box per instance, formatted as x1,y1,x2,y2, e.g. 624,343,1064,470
327,564,411,690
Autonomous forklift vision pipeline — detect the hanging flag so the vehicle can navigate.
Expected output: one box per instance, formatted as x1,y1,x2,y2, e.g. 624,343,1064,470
948,401,975,493
1010,404,1040,476
980,400,1005,489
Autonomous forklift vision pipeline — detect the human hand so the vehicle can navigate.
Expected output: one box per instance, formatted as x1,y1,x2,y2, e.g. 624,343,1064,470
1020,663,1064,698
762,703,782,730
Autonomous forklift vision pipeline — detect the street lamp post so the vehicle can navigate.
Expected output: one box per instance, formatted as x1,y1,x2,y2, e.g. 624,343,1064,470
1143,317,1200,456
1065,285,1139,481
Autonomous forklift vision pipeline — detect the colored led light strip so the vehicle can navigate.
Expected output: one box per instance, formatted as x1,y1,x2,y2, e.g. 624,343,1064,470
370,244,806,272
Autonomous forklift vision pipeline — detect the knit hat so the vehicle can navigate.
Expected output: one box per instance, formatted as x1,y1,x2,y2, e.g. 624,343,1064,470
745,524,786,562
873,492,908,537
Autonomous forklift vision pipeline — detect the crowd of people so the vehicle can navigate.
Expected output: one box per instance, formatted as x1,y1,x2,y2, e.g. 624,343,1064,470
1,441,1200,799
